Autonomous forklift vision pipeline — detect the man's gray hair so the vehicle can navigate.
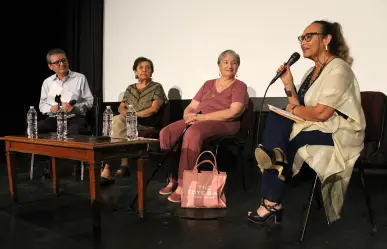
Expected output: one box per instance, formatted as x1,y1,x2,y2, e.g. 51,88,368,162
217,49,240,66
46,48,67,64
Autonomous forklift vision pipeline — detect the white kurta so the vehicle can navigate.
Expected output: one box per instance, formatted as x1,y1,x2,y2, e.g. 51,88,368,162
290,58,366,223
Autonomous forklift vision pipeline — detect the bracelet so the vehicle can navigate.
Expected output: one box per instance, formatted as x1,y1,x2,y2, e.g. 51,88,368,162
284,87,293,97
290,105,298,115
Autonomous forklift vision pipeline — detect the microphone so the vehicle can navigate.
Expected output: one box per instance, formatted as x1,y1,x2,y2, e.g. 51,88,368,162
256,52,300,146
269,52,300,85
69,99,77,106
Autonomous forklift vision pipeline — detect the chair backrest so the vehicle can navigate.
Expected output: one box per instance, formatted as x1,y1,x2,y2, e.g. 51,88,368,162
361,91,387,146
160,100,171,128
239,98,254,138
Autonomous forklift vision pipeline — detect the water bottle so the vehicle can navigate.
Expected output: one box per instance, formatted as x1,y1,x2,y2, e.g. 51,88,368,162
27,106,38,138
126,104,138,140
57,105,67,140
102,106,113,137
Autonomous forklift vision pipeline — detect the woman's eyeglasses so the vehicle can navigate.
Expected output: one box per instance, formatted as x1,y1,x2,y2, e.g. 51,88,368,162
50,58,68,65
297,32,324,43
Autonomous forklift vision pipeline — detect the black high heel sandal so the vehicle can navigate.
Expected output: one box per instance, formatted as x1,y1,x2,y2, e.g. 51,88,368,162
247,201,283,225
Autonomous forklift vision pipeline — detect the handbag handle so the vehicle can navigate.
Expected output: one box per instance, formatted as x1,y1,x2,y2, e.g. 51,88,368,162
194,150,217,168
193,159,219,174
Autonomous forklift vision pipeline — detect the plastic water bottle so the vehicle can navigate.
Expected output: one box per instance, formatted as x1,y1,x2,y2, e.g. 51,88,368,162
57,105,67,140
126,104,138,140
102,106,113,137
27,106,38,138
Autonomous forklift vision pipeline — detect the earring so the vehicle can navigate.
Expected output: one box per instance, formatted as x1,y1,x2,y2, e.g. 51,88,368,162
219,72,221,77
236,73,238,78
325,45,328,52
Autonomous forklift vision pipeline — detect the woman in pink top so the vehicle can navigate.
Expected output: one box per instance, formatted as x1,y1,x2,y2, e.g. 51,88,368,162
159,49,249,203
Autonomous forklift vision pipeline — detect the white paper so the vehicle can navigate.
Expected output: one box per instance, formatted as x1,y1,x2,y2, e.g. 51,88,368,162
61,90,78,103
47,83,63,106
48,83,63,97
267,104,305,123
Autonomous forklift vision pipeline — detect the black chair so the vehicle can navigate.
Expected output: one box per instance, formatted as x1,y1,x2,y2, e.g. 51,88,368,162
300,91,387,242
202,98,254,190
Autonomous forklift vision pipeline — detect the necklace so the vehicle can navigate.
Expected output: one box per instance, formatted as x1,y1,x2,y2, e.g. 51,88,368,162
309,55,336,87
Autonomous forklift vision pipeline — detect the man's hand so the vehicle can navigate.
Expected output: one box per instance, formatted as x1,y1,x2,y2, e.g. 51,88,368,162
62,102,73,112
50,104,59,113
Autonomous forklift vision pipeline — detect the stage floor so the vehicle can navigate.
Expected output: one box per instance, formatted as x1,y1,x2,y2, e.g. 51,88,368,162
0,154,386,249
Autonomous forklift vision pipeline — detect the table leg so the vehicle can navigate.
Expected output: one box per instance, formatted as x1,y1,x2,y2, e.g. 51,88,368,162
51,157,59,196
5,143,18,203
137,158,147,218
89,161,102,237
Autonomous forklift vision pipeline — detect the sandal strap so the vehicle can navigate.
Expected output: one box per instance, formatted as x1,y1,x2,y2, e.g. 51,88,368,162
262,201,281,213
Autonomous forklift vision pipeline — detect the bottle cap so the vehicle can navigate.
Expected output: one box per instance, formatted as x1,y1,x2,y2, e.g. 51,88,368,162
30,106,34,108
106,106,111,108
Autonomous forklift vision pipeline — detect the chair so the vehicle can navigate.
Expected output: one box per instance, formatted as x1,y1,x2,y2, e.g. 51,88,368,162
202,98,254,190
138,100,170,139
300,91,386,242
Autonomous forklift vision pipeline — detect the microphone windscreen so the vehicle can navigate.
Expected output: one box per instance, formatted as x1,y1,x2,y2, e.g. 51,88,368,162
287,52,301,66
69,99,77,106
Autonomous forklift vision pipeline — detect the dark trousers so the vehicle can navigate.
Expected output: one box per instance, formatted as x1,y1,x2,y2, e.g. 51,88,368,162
260,112,334,202
38,116,88,135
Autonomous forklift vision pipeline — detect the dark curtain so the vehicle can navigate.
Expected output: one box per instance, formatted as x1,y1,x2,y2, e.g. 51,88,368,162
0,0,104,162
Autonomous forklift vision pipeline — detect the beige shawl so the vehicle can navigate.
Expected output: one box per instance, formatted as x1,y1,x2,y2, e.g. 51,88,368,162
290,58,366,223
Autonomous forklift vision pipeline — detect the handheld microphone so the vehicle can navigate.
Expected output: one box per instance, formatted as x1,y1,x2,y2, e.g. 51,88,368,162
269,52,300,85
256,52,300,146
69,99,77,106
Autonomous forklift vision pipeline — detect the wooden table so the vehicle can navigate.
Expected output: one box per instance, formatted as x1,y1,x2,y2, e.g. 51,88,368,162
0,135,158,235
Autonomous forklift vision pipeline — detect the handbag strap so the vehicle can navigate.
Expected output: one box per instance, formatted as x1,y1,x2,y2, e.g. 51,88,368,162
194,150,217,168
193,159,219,174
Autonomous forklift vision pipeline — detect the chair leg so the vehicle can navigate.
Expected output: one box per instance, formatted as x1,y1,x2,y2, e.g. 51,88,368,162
30,154,34,180
130,140,183,208
81,162,84,181
215,143,220,157
359,165,377,232
238,148,247,191
300,174,318,242
314,180,322,209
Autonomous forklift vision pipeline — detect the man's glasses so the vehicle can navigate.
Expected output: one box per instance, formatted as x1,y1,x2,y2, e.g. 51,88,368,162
297,32,324,43
50,58,68,65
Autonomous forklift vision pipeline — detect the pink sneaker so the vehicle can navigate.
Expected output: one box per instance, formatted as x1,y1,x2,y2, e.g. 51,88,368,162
159,184,176,195
167,192,181,203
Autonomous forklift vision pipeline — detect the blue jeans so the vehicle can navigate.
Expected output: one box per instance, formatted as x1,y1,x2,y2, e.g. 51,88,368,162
259,112,334,202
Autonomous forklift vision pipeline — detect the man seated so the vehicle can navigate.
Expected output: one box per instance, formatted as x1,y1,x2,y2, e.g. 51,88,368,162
38,48,94,135
37,48,94,177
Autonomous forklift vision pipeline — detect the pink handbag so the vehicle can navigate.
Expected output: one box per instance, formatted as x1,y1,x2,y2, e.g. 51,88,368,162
181,151,227,208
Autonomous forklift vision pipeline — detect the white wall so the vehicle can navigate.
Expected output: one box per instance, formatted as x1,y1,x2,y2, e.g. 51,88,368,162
103,0,387,102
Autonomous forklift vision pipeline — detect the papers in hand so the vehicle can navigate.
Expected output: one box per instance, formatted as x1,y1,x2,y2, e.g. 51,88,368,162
267,104,305,123
61,91,78,103
47,83,63,106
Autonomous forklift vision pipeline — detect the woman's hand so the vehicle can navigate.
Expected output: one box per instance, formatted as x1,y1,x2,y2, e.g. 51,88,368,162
277,64,294,89
185,114,206,125
118,103,127,116
183,113,196,122
285,103,297,113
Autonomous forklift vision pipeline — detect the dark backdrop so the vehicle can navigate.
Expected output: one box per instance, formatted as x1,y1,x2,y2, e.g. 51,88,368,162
0,0,103,162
